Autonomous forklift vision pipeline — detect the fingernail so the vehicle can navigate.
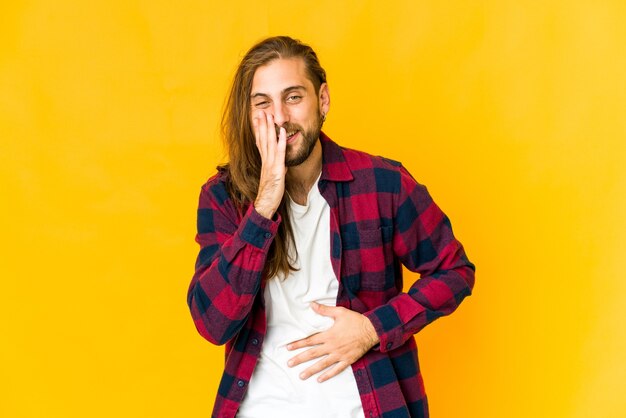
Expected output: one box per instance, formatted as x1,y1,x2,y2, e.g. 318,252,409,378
299,372,307,380
286,344,292,350
287,360,293,367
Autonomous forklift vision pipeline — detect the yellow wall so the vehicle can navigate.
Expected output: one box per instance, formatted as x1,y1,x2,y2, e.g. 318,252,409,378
1,1,624,417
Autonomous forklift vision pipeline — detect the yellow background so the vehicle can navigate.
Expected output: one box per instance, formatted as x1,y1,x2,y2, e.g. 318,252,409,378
1,1,625,417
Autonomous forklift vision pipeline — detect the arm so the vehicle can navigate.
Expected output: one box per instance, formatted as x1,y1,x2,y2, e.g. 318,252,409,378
187,183,280,345
288,164,475,378
187,112,288,345
363,165,476,352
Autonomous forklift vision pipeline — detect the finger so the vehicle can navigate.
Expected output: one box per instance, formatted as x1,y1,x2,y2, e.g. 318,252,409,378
317,360,350,383
298,355,335,381
311,302,342,319
253,116,261,149
277,126,286,161
287,332,322,351
265,112,276,164
287,345,325,368
256,111,268,160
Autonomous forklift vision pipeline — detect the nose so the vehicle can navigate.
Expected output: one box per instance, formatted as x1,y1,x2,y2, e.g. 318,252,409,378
272,102,289,128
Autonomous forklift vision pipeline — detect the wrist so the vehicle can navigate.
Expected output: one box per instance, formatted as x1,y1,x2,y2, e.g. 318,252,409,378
363,316,380,347
254,201,276,219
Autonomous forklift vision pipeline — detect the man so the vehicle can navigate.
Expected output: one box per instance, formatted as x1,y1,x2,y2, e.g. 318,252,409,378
187,36,475,418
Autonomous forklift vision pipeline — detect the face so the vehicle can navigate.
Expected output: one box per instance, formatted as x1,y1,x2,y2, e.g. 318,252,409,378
250,58,330,167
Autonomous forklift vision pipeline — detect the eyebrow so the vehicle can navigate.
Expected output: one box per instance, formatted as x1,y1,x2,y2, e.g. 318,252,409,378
250,85,306,99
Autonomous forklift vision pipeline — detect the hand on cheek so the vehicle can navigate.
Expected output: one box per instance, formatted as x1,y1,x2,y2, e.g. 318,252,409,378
253,112,287,219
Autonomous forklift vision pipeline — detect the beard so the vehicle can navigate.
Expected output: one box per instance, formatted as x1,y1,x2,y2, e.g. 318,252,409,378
279,111,323,167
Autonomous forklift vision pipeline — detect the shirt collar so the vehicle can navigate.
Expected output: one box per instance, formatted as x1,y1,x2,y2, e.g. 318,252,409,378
319,131,354,182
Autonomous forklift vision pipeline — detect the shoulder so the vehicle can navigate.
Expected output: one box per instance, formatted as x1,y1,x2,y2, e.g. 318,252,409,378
339,145,417,193
198,165,234,209
340,144,403,170
200,165,229,189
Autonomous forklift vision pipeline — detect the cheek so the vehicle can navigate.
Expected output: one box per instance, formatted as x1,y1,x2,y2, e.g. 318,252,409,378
301,106,319,123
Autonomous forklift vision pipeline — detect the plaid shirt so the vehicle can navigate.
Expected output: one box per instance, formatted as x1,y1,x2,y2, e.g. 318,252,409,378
188,133,475,418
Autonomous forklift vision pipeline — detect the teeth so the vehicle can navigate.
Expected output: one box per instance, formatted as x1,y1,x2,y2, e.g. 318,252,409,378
277,130,297,138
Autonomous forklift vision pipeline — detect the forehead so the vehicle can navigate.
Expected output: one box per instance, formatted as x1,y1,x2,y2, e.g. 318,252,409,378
250,57,314,95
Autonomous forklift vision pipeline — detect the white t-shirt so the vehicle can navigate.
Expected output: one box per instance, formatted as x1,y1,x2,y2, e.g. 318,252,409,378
237,174,365,418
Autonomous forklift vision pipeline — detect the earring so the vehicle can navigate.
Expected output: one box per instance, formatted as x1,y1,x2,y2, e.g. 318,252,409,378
321,113,326,122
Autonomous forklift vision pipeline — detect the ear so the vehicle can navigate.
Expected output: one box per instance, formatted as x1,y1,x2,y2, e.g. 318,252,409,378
318,82,330,116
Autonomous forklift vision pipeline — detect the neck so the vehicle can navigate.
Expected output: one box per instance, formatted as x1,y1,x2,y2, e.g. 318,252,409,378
286,140,322,203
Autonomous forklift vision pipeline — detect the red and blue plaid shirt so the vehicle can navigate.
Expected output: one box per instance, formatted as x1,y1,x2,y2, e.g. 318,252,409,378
188,133,475,418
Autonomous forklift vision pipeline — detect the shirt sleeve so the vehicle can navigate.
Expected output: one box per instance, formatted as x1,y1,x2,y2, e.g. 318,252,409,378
364,165,475,352
187,177,280,345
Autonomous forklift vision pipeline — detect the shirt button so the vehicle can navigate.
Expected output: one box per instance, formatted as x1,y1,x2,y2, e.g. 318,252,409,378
356,369,363,376
251,338,259,346
237,380,245,388
264,232,271,239
386,342,393,350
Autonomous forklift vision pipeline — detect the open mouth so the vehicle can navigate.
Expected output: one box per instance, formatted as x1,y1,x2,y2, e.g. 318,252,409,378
286,130,299,143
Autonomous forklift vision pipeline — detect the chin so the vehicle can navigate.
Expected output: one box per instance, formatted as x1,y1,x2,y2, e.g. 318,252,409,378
285,152,309,167
285,145,308,167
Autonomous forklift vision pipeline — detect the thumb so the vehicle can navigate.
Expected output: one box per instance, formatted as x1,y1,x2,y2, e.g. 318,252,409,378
311,302,338,318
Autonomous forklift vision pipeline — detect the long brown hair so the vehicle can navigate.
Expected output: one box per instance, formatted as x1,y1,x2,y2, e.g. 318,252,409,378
220,36,327,279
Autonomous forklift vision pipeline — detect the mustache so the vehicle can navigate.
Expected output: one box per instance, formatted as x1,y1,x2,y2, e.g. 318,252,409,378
275,123,301,137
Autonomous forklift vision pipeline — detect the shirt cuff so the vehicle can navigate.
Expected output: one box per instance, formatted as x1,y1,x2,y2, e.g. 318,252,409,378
364,305,404,353
364,298,426,353
238,204,281,251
